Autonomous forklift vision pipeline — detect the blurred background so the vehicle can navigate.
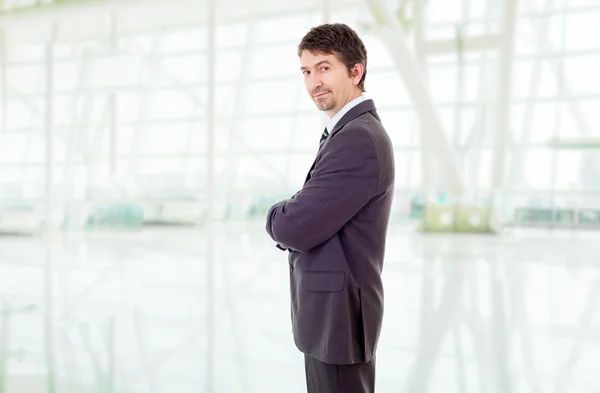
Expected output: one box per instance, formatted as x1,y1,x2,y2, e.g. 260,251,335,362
0,0,599,392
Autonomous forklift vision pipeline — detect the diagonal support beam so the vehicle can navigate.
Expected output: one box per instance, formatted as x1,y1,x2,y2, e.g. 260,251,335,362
366,0,467,198
554,273,600,393
404,261,466,393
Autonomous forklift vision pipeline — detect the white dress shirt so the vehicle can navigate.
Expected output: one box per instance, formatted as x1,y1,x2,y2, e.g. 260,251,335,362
325,95,368,135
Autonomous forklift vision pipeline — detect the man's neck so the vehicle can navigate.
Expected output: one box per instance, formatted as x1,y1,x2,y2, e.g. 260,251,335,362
327,92,363,119
325,94,366,133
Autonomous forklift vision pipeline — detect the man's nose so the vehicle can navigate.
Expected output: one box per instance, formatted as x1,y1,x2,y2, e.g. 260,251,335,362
307,74,323,91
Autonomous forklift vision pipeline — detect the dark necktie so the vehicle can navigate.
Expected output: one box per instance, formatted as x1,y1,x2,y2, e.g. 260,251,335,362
319,127,329,146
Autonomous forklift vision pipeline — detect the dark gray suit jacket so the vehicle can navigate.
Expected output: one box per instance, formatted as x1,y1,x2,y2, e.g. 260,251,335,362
266,99,395,365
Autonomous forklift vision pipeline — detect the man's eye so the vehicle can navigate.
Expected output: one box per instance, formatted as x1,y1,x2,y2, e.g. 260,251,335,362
303,70,310,75
321,67,329,71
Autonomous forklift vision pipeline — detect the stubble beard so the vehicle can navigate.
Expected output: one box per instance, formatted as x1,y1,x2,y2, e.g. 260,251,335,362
315,95,336,112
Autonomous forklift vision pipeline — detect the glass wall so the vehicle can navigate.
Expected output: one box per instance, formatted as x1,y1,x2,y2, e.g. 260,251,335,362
1,1,599,228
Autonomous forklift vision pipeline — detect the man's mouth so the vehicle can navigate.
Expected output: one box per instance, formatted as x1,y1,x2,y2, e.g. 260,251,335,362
314,92,329,98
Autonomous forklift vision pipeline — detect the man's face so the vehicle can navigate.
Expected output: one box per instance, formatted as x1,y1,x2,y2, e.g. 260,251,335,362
300,50,361,118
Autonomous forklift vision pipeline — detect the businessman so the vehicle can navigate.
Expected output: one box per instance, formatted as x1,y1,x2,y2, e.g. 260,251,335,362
265,24,395,393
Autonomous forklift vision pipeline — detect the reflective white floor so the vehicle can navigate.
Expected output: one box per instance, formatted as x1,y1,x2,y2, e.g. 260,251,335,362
1,222,600,393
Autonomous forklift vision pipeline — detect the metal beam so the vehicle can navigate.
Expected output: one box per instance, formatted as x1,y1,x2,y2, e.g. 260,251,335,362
489,0,517,229
44,23,56,230
109,94,117,175
489,259,512,393
109,12,117,176
507,264,542,393
43,22,58,393
205,1,216,392
216,8,255,391
452,0,471,207
506,0,555,192
0,28,5,134
367,0,467,198
548,138,600,149
0,303,8,393
466,0,495,194
1,0,100,14
413,0,435,204
404,261,466,393
424,34,502,55
554,274,600,393
124,30,163,179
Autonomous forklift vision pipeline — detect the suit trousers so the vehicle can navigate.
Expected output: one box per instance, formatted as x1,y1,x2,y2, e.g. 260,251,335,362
304,354,376,393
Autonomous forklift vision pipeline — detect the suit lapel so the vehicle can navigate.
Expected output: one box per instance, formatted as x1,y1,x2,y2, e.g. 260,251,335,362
304,161,316,183
328,99,378,139
303,99,379,184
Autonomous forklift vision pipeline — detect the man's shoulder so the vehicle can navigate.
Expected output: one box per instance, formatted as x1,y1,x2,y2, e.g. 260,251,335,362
338,110,387,139
339,111,393,158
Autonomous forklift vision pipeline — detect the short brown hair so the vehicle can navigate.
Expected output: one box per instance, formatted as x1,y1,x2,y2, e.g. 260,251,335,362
297,23,368,92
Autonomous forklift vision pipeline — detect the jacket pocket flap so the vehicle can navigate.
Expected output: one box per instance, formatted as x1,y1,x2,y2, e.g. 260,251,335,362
301,271,345,292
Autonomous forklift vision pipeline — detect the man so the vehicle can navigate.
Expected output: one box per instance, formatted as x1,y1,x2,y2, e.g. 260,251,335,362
265,23,395,393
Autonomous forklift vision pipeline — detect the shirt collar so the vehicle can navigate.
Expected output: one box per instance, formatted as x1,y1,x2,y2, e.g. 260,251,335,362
325,95,367,133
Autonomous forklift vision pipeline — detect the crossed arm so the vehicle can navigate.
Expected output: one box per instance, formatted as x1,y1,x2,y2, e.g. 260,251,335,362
265,128,379,253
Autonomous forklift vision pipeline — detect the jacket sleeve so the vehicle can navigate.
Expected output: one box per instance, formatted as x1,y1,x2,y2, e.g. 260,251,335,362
265,128,379,253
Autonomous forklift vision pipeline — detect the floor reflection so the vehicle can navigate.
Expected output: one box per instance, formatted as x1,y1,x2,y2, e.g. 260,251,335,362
0,223,599,392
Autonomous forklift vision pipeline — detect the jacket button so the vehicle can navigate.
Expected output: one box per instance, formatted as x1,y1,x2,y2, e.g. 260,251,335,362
289,264,294,272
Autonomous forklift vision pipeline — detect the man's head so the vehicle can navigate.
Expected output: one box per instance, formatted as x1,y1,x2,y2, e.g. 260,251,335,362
298,23,367,118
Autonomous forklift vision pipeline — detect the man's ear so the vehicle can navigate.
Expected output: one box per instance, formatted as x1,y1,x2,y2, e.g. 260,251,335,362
351,64,364,86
